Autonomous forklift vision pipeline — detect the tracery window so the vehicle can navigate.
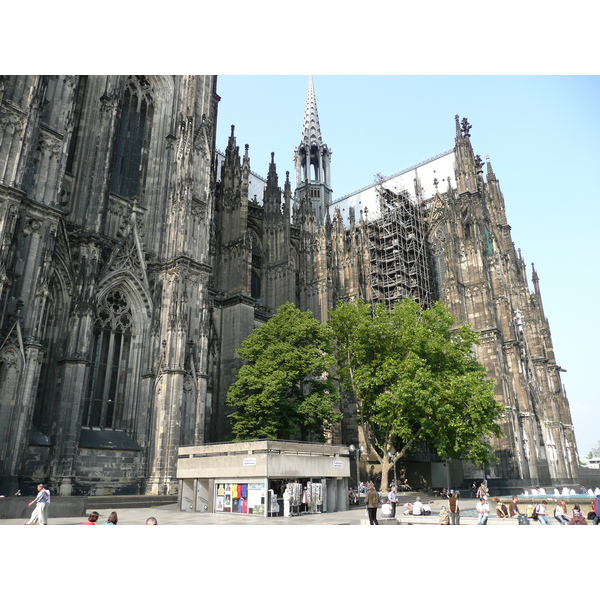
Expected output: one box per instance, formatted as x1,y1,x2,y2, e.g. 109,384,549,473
65,76,88,174
250,231,262,302
84,289,133,429
2,75,35,108
111,77,154,200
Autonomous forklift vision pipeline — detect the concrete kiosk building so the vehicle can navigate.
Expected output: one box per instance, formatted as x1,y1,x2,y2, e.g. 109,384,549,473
177,440,351,516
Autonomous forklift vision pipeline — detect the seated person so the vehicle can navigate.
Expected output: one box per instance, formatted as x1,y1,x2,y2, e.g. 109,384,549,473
494,497,509,518
381,501,392,517
422,502,432,516
438,506,450,525
508,495,521,517
412,497,423,515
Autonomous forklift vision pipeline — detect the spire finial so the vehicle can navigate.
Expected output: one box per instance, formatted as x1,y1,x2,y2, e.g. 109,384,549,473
302,75,323,145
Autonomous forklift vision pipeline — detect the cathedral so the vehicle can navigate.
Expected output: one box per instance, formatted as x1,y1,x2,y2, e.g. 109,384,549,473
0,75,578,496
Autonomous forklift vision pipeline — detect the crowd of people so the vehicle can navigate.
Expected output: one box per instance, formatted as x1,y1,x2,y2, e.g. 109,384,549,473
18,479,600,526
361,477,600,526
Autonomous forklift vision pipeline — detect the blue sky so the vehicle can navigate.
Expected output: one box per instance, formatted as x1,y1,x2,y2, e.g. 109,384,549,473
215,75,600,455
13,5,600,454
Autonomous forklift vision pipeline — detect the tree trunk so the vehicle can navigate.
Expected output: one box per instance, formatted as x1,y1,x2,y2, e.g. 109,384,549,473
380,454,391,493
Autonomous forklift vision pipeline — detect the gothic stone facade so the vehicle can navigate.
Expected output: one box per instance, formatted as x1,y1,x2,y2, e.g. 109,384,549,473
0,75,578,496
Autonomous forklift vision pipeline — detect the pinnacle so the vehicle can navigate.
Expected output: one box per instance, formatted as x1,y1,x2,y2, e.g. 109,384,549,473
302,75,323,146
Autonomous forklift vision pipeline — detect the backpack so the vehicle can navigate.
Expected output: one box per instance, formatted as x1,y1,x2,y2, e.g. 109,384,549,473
517,514,530,525
531,505,539,520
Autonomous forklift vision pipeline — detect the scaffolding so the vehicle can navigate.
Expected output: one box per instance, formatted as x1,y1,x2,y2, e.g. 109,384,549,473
367,185,434,308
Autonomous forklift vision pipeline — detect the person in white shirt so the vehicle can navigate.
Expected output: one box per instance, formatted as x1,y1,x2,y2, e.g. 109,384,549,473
535,500,552,525
381,501,392,517
25,484,50,525
388,486,397,517
412,496,423,515
476,496,490,525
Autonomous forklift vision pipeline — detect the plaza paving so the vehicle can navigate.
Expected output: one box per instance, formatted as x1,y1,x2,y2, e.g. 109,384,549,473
0,492,530,525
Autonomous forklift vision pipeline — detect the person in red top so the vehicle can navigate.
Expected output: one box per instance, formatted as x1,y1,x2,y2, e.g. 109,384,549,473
85,511,99,525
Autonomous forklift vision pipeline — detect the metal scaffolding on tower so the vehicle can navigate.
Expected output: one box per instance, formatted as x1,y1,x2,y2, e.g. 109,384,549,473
367,183,434,309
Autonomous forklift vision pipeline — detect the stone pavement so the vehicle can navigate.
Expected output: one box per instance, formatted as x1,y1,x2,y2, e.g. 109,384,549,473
0,492,524,526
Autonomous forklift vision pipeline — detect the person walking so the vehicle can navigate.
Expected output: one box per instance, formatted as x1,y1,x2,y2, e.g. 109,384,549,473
24,484,50,525
388,486,397,518
477,479,489,500
448,490,460,525
365,482,380,525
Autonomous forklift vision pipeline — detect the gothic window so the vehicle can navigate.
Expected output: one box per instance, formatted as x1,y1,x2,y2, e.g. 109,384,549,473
84,289,133,429
484,227,493,255
111,77,154,200
250,231,262,302
65,76,88,174
39,76,65,131
2,75,35,108
251,270,261,302
0,347,23,456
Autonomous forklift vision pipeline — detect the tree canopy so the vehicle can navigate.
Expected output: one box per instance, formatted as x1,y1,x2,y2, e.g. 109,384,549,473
328,298,504,490
227,302,341,441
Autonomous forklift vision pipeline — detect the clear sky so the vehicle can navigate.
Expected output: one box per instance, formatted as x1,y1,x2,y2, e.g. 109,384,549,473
215,75,600,456
10,3,600,454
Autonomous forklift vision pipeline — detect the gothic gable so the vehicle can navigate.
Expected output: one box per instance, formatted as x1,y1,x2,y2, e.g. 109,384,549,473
98,215,152,318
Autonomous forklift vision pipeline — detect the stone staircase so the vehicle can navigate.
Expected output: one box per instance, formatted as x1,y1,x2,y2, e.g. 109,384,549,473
84,495,178,511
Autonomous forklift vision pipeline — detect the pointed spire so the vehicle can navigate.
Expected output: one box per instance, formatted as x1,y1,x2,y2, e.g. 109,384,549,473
266,151,279,192
302,75,323,146
486,153,498,182
455,114,462,139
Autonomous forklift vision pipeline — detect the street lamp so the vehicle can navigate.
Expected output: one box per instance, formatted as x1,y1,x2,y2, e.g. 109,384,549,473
349,444,365,502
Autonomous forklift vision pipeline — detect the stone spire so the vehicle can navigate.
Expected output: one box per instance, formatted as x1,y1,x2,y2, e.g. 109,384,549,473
302,75,323,147
294,76,332,225
453,115,478,196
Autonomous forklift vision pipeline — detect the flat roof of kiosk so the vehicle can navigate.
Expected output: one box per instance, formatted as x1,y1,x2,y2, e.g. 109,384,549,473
177,440,351,479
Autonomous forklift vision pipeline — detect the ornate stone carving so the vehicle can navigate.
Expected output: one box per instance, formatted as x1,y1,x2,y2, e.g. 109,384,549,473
0,104,26,135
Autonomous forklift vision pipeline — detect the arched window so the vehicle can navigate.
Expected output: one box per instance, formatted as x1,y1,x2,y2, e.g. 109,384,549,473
111,77,154,200
251,269,261,302
2,75,35,108
84,289,133,428
250,231,262,302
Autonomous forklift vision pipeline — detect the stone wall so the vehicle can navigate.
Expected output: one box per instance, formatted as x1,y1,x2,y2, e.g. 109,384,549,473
73,448,143,496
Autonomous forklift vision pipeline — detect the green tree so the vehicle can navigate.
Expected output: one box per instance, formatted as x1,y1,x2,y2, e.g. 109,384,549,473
227,302,341,441
328,297,504,491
